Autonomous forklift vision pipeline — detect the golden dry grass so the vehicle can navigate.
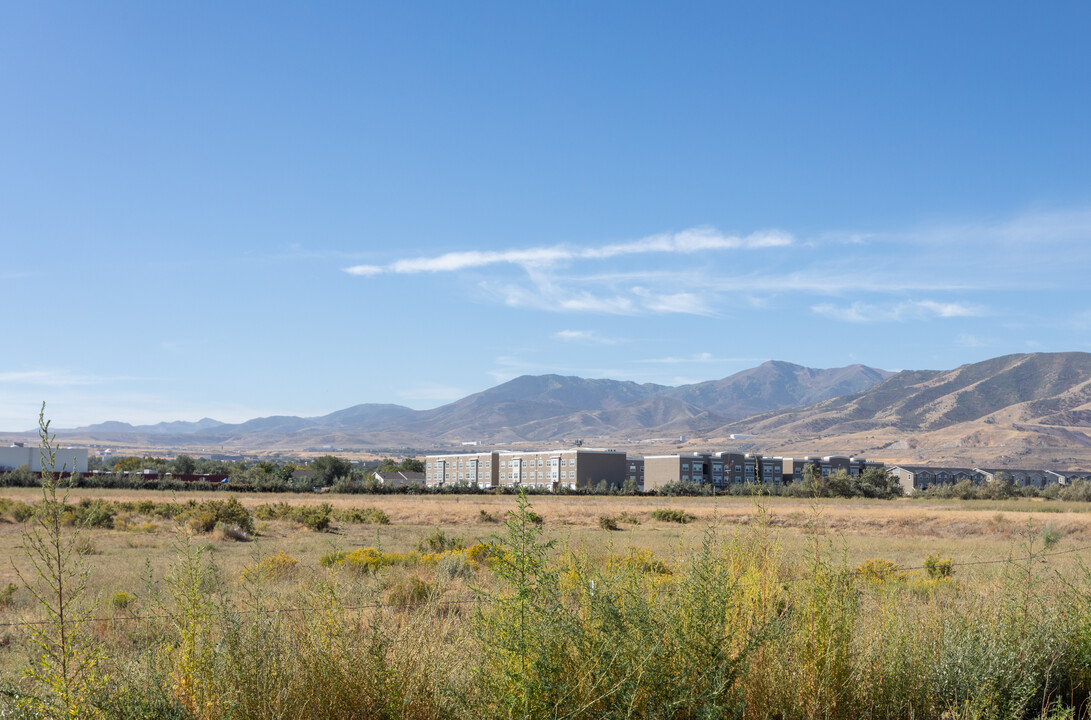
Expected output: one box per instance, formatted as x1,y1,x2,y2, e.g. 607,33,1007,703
2,488,1088,616
3,486,1091,717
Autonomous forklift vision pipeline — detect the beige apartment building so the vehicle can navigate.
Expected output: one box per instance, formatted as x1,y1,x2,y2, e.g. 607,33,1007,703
425,451,499,488
425,448,628,490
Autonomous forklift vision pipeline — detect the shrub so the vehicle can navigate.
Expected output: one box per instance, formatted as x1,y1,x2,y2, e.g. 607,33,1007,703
11,502,36,523
855,558,906,583
1060,479,1091,502
338,506,390,524
466,542,503,567
186,512,217,534
477,491,762,717
321,547,387,574
183,496,254,534
74,537,99,556
203,497,254,534
0,466,38,487
598,515,620,531
418,529,464,553
1041,522,1064,549
385,577,436,607
254,501,291,520
0,583,16,608
111,592,136,611
74,500,116,529
478,509,498,523
658,480,713,496
924,554,954,579
293,503,333,532
650,507,694,523
319,549,350,568
243,551,300,581
437,553,476,580
607,549,672,576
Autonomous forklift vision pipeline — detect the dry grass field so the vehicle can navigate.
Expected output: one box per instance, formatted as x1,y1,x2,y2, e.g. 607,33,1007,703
2,488,1089,617
2,487,1091,718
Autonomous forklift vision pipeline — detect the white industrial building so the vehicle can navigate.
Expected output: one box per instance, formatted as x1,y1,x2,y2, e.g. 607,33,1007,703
0,444,88,473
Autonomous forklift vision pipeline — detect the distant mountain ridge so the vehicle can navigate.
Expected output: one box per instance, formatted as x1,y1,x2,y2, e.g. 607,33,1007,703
725,352,1091,438
665,361,893,418
64,361,891,444
44,353,1091,470
78,417,228,435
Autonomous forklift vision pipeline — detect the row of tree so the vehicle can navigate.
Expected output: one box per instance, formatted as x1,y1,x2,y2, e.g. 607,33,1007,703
84,454,427,492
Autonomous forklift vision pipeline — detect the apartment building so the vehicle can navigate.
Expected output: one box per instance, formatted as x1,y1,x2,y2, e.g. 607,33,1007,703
643,452,783,491
425,448,628,490
425,451,499,488
887,466,984,494
782,456,881,483
887,465,1072,494
976,468,1067,489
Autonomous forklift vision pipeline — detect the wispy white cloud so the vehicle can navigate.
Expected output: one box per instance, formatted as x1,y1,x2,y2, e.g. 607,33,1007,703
631,288,714,315
342,207,1091,321
552,330,623,344
343,227,792,277
811,300,988,323
554,330,595,341
579,269,980,295
912,300,983,318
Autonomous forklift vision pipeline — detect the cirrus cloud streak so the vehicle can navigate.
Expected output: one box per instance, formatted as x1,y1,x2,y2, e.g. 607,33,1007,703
343,227,792,277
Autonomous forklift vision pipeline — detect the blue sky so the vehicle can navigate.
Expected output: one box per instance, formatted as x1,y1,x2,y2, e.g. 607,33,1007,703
2,2,1091,430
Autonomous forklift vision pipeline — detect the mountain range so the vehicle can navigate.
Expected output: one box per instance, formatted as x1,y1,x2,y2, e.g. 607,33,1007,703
38,353,1091,468
57,361,892,446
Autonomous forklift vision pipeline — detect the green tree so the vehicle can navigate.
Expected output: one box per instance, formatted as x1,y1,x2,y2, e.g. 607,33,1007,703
172,454,197,474
311,455,353,486
113,456,142,472
826,469,854,497
982,470,1016,500
856,466,901,498
794,463,822,496
400,457,424,473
